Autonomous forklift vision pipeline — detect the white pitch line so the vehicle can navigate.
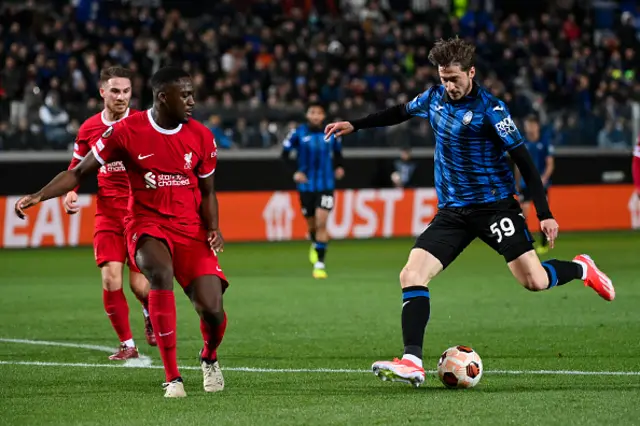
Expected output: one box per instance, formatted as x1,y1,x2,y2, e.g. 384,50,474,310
0,337,152,367
0,360,639,376
2,338,639,376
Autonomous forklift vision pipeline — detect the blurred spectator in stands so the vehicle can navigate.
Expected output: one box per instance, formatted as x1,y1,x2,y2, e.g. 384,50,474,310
598,119,632,149
2,56,24,126
38,92,70,150
0,122,8,150
257,119,278,148
207,115,232,149
390,147,417,188
0,0,638,151
4,117,47,150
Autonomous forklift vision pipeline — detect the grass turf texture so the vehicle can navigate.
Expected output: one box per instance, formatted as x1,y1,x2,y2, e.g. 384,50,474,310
1,232,639,425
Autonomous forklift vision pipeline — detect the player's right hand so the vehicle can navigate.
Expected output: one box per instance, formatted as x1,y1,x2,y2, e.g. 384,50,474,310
14,193,42,220
293,171,308,183
207,229,225,253
324,121,355,139
540,218,559,249
63,191,80,214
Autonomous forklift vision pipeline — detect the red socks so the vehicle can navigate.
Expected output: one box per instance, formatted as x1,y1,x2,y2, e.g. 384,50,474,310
200,312,228,361
103,289,132,343
149,290,180,382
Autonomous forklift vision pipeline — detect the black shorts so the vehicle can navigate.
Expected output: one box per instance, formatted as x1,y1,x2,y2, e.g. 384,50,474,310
298,191,335,217
413,197,534,267
520,186,548,203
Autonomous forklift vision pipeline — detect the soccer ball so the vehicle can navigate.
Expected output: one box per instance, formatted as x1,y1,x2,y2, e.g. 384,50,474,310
437,345,483,389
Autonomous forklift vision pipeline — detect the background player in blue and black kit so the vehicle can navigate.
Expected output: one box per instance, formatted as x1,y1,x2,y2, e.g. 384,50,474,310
324,37,615,387
281,102,345,279
515,114,555,254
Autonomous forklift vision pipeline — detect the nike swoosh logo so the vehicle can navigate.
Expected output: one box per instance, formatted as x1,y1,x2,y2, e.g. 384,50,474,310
435,106,444,111
493,106,504,111
158,331,174,337
138,154,154,160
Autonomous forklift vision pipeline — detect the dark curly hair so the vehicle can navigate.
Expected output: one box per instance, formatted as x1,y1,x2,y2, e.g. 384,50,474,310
428,37,476,71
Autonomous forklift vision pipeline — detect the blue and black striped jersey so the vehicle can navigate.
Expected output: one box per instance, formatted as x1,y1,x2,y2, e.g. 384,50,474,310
282,124,342,192
406,83,524,207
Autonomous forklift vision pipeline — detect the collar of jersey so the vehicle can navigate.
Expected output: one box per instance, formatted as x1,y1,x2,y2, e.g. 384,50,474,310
442,80,480,104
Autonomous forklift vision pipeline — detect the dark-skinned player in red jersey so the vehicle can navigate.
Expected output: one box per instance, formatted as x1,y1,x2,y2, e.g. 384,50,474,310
15,66,228,398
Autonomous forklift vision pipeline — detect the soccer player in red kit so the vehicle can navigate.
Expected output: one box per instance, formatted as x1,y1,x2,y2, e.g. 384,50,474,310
15,67,228,398
64,67,155,360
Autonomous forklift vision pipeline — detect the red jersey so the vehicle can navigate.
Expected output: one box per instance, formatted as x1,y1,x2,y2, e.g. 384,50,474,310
633,137,640,195
69,109,137,213
91,109,218,241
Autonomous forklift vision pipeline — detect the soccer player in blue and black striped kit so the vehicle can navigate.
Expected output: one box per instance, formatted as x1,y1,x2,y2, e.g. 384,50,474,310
324,37,615,387
281,102,345,279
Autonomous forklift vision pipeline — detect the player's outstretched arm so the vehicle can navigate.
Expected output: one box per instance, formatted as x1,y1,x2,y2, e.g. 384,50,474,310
510,145,552,220
199,174,224,253
14,152,102,219
509,145,559,247
325,104,412,138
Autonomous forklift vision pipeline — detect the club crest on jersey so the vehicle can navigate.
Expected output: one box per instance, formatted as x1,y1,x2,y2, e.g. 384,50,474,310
462,111,473,125
184,152,193,169
102,126,113,139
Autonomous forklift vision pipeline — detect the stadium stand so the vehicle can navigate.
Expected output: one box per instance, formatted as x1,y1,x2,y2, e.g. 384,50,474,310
0,0,639,150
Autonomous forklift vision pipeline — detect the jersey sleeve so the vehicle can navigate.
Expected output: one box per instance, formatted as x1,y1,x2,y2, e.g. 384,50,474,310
405,87,434,118
68,130,92,192
91,122,127,165
68,133,91,170
486,100,524,150
633,146,640,195
545,141,555,157
197,128,218,179
282,128,300,152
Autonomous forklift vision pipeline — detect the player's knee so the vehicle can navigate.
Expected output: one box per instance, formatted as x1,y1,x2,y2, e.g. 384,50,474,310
399,267,431,289
129,272,149,295
520,272,548,292
101,263,123,291
146,265,174,290
200,305,224,325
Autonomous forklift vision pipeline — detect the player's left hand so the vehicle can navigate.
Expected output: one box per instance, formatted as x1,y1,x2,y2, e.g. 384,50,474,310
208,228,225,253
14,193,42,220
335,167,345,180
540,218,559,249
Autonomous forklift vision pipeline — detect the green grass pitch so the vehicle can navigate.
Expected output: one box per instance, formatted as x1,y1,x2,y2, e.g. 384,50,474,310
1,232,639,425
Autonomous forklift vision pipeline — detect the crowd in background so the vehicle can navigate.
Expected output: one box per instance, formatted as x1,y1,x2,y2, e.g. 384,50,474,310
0,0,639,151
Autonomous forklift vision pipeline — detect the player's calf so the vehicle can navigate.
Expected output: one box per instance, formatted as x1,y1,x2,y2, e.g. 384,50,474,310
101,262,137,355
136,237,182,389
372,248,442,386
508,250,613,299
313,210,330,276
187,277,227,392
129,271,155,346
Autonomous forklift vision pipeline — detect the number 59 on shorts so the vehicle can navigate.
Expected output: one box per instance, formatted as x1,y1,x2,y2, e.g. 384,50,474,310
490,218,515,243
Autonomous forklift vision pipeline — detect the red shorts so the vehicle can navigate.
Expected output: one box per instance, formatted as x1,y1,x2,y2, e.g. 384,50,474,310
125,220,228,290
93,212,140,273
